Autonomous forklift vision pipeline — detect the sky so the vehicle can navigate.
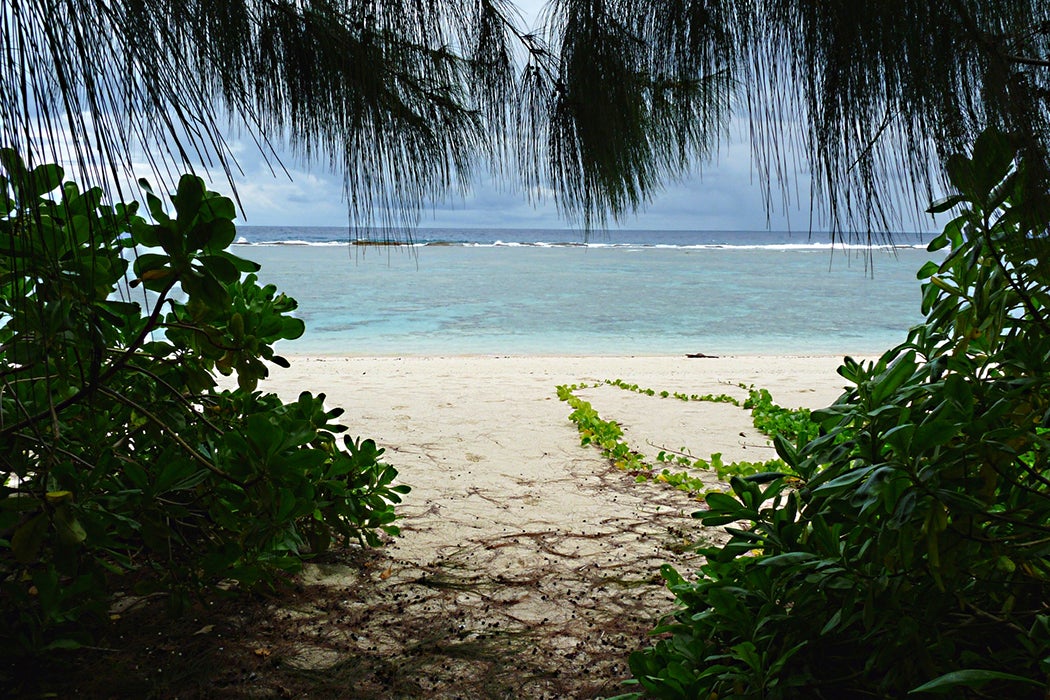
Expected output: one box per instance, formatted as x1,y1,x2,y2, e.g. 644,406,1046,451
222,124,828,232
212,1,940,233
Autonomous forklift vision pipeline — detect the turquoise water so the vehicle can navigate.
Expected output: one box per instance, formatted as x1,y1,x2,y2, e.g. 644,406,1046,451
237,229,935,356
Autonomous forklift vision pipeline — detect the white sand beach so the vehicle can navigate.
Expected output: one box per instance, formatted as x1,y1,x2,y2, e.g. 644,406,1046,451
248,354,858,698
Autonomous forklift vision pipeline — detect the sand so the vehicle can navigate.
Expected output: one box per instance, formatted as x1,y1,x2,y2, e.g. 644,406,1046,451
252,354,858,698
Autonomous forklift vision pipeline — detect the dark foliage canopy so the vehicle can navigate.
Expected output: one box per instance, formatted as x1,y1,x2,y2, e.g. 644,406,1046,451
2,0,1049,228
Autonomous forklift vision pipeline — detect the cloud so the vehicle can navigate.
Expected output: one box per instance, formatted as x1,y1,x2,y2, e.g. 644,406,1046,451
31,111,939,234
221,124,821,231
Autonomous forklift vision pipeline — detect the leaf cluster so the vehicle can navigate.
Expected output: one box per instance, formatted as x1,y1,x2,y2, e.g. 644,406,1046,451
742,387,821,446
0,156,408,658
622,128,1050,698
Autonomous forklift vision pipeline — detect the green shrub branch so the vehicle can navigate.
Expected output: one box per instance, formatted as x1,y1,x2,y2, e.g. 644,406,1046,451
0,154,408,656
619,127,1050,700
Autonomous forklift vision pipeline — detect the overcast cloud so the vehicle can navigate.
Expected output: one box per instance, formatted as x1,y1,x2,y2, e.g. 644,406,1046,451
223,126,821,231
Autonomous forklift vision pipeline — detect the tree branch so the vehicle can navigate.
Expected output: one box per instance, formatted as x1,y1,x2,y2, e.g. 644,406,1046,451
0,276,178,438
1004,53,1050,68
97,385,246,489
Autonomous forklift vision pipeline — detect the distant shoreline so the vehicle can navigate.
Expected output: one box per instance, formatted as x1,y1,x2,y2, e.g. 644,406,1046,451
272,351,860,360
231,225,934,249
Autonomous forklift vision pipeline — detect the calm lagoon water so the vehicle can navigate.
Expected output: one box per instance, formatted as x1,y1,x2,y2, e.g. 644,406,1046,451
235,228,936,356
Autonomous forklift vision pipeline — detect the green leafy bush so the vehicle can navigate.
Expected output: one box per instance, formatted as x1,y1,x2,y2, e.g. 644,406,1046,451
0,153,408,655
623,128,1050,698
742,387,820,445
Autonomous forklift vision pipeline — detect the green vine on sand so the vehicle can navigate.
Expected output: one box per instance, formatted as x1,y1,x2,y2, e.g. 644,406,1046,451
557,384,649,473
742,387,821,444
603,379,741,406
556,380,815,498
606,378,819,444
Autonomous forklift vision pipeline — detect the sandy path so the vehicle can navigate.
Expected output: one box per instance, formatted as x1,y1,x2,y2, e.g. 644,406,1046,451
250,355,853,698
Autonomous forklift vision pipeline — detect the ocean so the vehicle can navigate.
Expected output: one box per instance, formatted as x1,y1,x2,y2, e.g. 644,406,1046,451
234,227,937,356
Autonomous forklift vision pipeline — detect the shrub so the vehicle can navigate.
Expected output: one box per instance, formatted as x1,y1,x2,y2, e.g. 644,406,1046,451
623,128,1050,698
0,152,408,655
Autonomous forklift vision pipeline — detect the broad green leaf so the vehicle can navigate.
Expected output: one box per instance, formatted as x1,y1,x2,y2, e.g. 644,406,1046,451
175,174,204,230
199,194,236,222
131,219,162,247
945,153,977,199
219,249,260,272
208,219,239,250
772,433,797,465
154,459,198,494
280,317,306,340
44,490,73,504
27,163,63,198
909,669,1042,693
916,260,939,279
913,418,961,448
812,466,874,494
971,127,1014,197
133,252,170,277
757,551,818,566
143,189,170,224
705,491,743,513
199,254,239,283
871,350,916,404
926,194,965,214
11,513,47,564
0,148,27,184
54,506,87,545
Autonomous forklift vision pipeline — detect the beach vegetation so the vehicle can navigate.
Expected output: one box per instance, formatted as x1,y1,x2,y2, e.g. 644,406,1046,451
557,380,807,496
605,378,742,406
742,388,820,445
557,384,650,473
0,155,408,660
602,378,820,446
621,129,1050,699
